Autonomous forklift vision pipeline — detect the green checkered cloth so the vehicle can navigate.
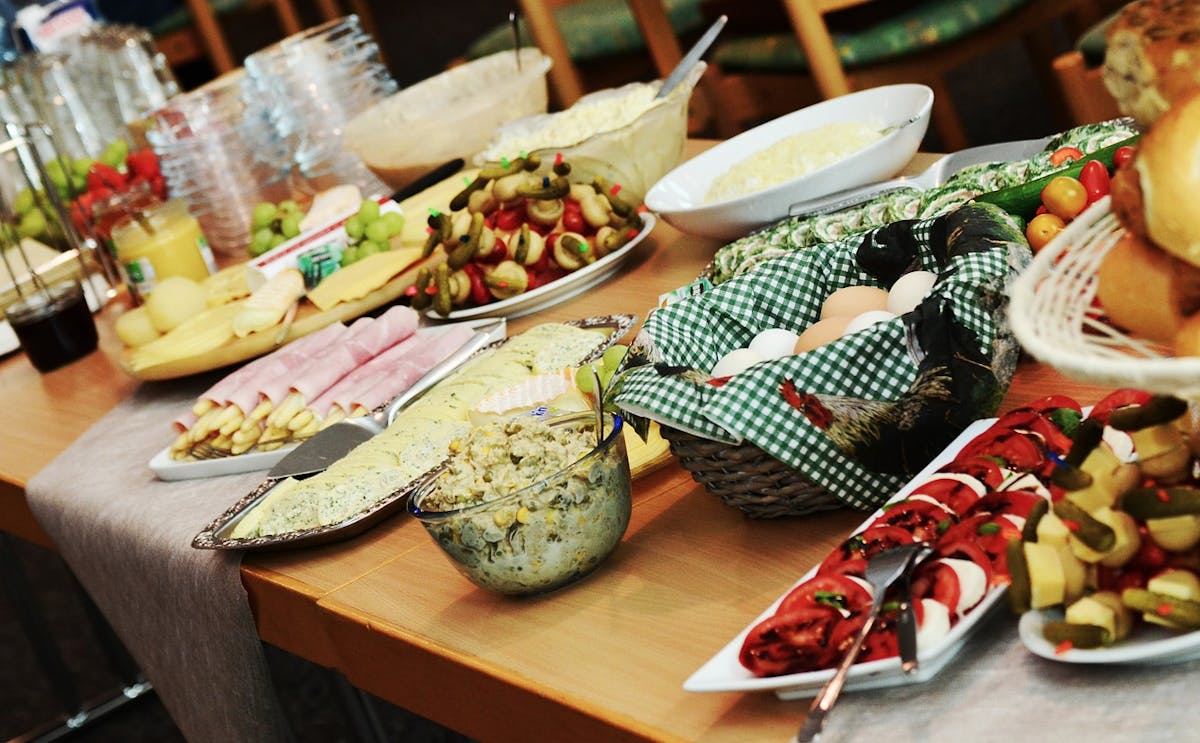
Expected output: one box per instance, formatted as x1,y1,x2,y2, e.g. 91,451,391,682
612,201,1028,511
708,119,1139,284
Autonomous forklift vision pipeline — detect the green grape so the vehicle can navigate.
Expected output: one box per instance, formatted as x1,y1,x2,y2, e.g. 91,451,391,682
101,139,129,167
574,365,596,394
251,202,277,230
343,215,363,240
279,215,301,239
13,188,35,216
72,157,95,179
602,344,628,371
359,240,386,257
269,232,286,249
364,220,389,244
278,199,301,216
44,159,68,192
250,228,274,256
357,199,380,224
341,245,360,265
70,174,87,195
599,367,614,390
16,208,46,239
381,211,404,237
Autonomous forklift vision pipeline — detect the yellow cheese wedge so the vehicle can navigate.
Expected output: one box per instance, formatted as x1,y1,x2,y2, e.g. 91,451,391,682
306,248,422,312
126,301,244,370
1025,541,1065,609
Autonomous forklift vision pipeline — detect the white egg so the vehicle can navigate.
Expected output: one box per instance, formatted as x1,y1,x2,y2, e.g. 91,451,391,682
710,348,766,378
748,328,801,360
886,270,938,315
842,310,897,336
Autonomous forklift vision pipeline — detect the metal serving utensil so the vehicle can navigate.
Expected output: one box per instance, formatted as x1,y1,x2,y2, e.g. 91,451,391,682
655,14,726,99
796,542,934,742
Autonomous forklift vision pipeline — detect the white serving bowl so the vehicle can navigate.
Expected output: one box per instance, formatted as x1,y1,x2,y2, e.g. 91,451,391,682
645,84,933,241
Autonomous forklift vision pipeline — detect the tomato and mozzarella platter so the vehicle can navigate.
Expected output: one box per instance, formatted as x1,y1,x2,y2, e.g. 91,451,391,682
738,394,1088,677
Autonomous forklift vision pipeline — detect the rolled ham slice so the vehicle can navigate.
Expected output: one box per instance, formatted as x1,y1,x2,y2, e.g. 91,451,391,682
287,306,420,404
310,324,476,417
171,322,349,431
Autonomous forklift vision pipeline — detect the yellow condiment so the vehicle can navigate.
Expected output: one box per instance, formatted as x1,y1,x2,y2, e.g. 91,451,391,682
112,200,216,300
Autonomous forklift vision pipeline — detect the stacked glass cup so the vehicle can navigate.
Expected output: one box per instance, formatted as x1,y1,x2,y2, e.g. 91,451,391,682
243,15,396,196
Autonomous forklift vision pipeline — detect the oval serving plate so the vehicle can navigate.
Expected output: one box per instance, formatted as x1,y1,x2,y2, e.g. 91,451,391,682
192,313,636,551
428,213,655,320
646,84,932,242
682,418,1006,699
1019,608,1200,666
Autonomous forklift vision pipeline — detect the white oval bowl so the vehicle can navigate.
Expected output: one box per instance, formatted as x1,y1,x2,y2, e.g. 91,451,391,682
645,84,934,242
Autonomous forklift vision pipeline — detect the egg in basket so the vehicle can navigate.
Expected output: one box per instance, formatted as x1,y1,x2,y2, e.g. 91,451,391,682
610,202,1031,517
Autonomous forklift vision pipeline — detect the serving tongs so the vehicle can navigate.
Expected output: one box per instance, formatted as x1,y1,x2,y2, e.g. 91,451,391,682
267,318,507,480
796,542,934,742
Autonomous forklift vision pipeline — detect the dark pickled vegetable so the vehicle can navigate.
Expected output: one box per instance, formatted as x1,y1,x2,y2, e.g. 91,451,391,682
1053,499,1116,552
1022,499,1049,543
1007,538,1031,614
1121,486,1200,519
1122,588,1200,629
1041,620,1110,648
1106,395,1189,431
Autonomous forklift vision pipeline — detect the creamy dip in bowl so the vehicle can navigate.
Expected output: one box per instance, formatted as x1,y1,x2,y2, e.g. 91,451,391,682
408,411,631,596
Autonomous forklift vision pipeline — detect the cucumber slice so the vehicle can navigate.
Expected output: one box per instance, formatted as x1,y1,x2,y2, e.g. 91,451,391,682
1121,486,1200,519
1053,499,1116,552
1122,588,1200,630
1042,620,1111,648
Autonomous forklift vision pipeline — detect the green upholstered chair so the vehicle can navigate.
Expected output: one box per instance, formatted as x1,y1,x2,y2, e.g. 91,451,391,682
705,0,1110,146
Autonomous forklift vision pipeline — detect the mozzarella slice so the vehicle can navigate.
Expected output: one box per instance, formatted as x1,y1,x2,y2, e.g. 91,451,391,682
1102,428,1136,462
998,471,1050,498
938,557,988,616
905,494,957,515
915,598,952,650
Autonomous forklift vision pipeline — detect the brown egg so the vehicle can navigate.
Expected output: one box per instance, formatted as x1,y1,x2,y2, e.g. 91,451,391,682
821,285,888,320
794,316,851,353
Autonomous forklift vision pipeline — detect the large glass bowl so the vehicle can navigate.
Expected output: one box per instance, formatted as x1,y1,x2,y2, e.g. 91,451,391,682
343,49,552,192
408,411,631,596
477,63,706,204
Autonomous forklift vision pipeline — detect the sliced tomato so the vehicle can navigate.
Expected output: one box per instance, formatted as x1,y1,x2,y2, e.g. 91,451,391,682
819,525,916,573
966,490,1044,520
939,456,1006,489
935,533,1000,586
739,606,839,676
778,574,873,616
955,427,1046,472
994,412,1073,456
1088,388,1153,424
911,561,962,617
869,500,952,542
909,475,984,516
827,611,900,666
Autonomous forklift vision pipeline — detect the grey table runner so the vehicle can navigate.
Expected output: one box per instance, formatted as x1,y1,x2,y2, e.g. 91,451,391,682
26,378,289,742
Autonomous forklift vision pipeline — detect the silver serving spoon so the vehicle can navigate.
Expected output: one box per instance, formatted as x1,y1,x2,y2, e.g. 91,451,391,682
795,542,934,742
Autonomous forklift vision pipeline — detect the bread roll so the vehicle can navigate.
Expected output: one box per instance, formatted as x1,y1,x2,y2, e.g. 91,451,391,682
1133,91,1200,266
1103,0,1200,126
1096,232,1200,343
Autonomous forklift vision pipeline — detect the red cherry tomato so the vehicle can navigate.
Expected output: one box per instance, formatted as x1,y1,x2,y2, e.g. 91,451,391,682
1112,145,1135,169
1050,146,1084,167
778,574,873,616
1130,539,1168,570
494,207,523,232
562,210,585,233
739,606,839,676
1078,160,1110,204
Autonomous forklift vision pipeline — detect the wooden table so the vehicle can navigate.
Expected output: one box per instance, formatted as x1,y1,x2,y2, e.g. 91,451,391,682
0,147,1115,741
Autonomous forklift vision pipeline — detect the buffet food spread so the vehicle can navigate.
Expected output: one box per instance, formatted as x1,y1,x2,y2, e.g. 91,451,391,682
15,0,1200,738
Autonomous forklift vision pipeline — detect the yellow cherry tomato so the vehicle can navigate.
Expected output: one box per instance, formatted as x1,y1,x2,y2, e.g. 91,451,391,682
1040,176,1088,221
1026,213,1066,252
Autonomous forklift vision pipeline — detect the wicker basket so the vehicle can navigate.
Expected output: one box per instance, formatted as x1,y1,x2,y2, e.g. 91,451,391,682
661,426,843,519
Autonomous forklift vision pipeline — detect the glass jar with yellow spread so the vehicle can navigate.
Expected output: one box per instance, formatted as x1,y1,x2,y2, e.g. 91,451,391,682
111,199,217,301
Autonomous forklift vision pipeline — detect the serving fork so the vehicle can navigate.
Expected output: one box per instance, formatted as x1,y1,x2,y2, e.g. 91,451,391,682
796,542,934,742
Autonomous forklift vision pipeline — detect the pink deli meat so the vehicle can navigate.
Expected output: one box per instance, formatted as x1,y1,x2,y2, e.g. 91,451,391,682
288,306,420,404
309,324,475,416
171,322,349,432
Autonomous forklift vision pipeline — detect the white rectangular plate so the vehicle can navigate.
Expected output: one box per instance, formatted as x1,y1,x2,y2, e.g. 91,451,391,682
683,418,1003,698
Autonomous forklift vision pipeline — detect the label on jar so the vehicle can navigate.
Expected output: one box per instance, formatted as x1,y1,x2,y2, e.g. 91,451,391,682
123,256,157,298
197,236,218,275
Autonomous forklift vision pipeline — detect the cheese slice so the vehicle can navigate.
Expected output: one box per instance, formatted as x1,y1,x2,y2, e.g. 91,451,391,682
307,248,422,312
